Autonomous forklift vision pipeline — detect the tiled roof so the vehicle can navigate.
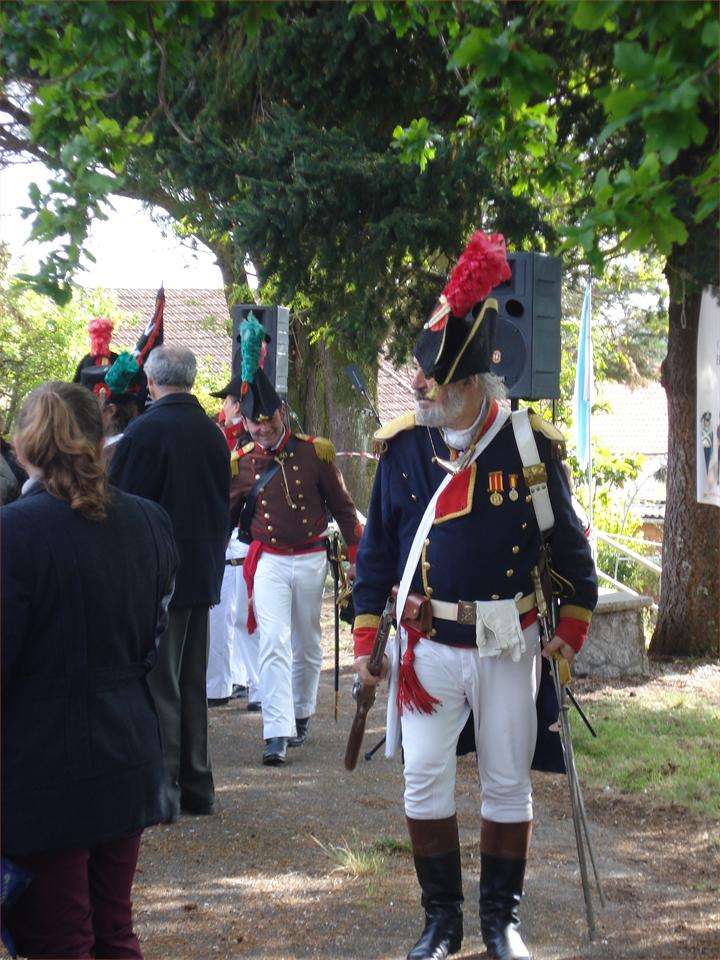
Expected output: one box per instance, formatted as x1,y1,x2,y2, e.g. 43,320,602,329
592,382,668,457
377,356,414,422
111,288,232,378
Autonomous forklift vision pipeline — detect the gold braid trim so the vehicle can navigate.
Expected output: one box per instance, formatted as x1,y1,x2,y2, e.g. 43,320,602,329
558,604,593,624
354,613,381,630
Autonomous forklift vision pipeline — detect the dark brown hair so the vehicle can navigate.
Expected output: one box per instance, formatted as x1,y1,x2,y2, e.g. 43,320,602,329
14,381,109,521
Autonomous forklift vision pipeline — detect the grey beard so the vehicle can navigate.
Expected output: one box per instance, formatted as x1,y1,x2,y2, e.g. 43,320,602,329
414,382,468,428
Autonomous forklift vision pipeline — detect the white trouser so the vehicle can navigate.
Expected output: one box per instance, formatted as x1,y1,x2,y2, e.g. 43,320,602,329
253,549,327,739
207,536,259,700
401,622,540,823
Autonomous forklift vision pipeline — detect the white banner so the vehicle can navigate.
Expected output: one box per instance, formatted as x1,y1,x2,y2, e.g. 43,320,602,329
696,288,720,507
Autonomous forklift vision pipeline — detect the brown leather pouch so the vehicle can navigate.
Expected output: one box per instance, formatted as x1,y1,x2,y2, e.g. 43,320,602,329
391,584,434,634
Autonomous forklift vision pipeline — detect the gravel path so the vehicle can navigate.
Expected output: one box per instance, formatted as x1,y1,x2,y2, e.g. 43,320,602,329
129,604,719,960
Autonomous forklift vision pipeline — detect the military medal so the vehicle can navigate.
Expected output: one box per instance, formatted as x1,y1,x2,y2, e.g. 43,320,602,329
508,474,519,501
488,470,504,506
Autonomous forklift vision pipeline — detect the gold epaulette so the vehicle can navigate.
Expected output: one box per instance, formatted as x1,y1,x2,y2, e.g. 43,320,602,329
529,412,566,459
372,410,416,456
296,434,336,463
230,441,255,477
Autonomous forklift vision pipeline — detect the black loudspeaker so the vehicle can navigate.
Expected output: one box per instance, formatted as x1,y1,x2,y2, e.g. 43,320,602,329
488,252,562,400
231,304,290,399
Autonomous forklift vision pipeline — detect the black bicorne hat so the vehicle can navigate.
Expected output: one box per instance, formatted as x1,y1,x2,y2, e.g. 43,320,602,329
413,231,511,386
239,366,282,422
414,300,499,385
79,364,144,406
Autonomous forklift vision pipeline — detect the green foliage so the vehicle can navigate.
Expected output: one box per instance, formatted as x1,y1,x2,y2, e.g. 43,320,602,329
0,244,121,430
574,681,720,818
383,1,719,289
1,1,550,366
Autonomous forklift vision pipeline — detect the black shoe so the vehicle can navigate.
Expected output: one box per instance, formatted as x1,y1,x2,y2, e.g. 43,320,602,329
407,848,463,960
480,852,531,960
262,737,288,765
247,701,262,713
288,716,310,748
180,797,216,816
230,684,248,700
207,696,230,707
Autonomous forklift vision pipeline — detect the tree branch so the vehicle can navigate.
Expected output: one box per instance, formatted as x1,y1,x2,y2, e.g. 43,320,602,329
146,10,194,145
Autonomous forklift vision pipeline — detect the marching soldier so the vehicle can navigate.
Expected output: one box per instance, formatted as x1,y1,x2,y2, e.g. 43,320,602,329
227,317,363,766
352,232,597,960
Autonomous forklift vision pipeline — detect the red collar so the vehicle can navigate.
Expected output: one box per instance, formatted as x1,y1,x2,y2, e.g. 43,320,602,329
256,427,291,456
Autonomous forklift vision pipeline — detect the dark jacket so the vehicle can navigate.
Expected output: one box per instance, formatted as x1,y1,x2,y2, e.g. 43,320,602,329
2,483,178,856
109,393,230,606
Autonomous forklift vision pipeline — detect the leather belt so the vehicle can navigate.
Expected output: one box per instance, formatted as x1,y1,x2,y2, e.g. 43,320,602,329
226,558,245,566
431,593,536,626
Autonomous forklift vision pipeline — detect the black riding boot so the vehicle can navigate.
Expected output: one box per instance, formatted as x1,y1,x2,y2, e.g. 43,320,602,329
406,816,463,960
479,819,532,960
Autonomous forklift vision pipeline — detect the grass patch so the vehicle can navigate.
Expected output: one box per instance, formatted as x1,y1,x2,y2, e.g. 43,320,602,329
572,685,720,817
372,836,411,856
311,835,387,877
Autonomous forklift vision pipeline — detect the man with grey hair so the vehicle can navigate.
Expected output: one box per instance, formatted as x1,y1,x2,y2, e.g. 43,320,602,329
110,344,230,820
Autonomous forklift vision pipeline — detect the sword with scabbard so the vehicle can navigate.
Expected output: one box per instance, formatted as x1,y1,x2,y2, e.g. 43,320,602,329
344,596,395,771
531,563,606,940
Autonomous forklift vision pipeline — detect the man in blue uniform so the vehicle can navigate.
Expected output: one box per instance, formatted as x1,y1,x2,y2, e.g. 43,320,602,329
352,232,597,960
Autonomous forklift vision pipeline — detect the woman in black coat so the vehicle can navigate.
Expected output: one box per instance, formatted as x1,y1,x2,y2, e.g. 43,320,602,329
2,382,178,960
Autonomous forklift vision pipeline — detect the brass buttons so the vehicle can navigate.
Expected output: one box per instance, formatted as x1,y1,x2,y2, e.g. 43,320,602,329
264,512,270,519
271,537,277,544
255,474,261,480
292,465,299,472
429,628,437,638
521,522,528,529
422,561,431,571
300,506,306,512
302,519,308,525
411,493,418,501
261,499,268,507
295,479,302,486
506,569,514,577
491,594,500,600
525,494,532,503
512,545,520,554
298,493,304,500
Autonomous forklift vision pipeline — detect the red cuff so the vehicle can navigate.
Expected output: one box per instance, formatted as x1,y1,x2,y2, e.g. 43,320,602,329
346,543,359,563
554,617,589,653
353,626,376,657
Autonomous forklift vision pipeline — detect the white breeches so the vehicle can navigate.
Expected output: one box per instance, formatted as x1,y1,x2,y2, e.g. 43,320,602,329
401,622,540,823
207,537,259,700
253,550,327,739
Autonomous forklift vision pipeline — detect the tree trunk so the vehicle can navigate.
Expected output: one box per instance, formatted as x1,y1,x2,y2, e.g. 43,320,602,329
649,266,720,658
290,328,378,512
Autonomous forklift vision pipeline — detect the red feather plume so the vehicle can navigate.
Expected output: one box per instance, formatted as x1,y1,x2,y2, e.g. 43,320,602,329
442,231,512,319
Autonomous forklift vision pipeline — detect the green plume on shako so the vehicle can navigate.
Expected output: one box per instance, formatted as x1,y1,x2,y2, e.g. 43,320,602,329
240,313,268,397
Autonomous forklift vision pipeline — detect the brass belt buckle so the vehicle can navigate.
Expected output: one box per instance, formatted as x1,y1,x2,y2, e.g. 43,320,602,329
457,601,476,626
